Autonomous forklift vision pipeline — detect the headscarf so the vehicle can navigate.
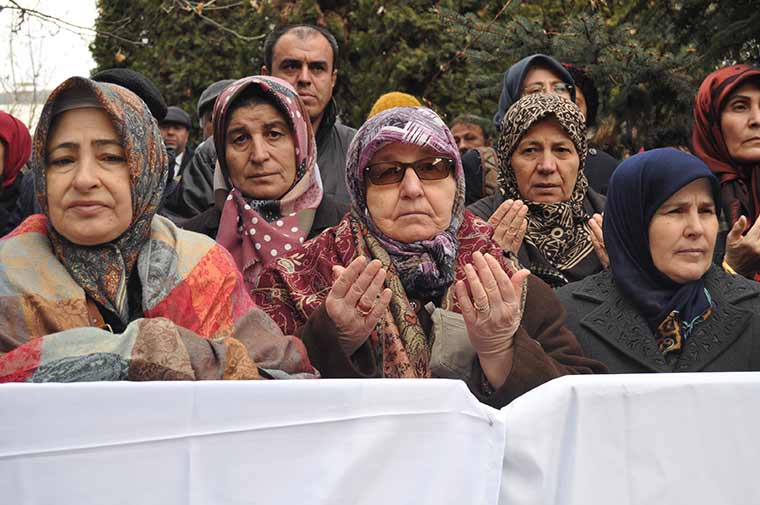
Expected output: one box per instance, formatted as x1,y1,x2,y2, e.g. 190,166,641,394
497,93,593,280
32,77,168,323
693,64,760,225
604,148,721,334
345,106,465,299
492,53,576,130
0,111,32,189
213,76,322,284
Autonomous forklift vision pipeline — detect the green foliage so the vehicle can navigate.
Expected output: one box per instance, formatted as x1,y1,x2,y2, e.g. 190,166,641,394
90,0,758,152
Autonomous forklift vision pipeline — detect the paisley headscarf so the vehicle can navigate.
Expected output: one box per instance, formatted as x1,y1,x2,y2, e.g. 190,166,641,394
345,106,465,299
497,93,594,279
32,77,168,323
0,110,32,189
604,148,721,336
692,64,760,225
213,76,322,285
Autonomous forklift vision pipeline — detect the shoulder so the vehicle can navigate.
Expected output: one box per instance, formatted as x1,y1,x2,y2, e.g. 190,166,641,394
466,192,504,220
704,266,760,306
312,195,350,236
587,147,619,167
334,122,357,139
584,188,606,213
178,206,221,239
556,270,616,305
147,214,223,274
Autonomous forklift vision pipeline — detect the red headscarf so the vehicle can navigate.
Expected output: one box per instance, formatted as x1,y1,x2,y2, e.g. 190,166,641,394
692,64,760,224
0,111,32,189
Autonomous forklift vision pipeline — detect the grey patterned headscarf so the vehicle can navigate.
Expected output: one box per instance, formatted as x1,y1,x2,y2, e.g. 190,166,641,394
497,93,593,272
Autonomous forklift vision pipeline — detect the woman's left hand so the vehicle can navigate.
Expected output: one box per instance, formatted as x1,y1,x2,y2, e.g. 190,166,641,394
454,251,531,389
589,213,609,270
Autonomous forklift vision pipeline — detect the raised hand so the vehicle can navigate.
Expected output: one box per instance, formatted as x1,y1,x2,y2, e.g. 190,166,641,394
488,199,528,254
588,213,609,270
325,256,392,355
454,251,531,388
724,215,760,277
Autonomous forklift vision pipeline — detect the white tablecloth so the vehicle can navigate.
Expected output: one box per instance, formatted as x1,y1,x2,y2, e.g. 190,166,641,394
0,379,505,505
499,372,760,505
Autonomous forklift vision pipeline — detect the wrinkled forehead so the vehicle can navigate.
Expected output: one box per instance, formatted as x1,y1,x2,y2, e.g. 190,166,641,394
523,65,564,86
272,30,334,67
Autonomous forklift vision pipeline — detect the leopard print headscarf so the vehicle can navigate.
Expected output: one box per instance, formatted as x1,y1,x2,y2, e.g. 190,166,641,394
496,93,593,273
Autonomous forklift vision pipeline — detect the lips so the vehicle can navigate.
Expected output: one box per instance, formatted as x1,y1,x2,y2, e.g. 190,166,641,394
67,201,109,215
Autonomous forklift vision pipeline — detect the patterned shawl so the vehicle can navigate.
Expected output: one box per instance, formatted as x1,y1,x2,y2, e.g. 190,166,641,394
253,212,516,378
345,106,466,300
213,76,322,287
32,77,167,324
692,64,760,225
497,93,594,282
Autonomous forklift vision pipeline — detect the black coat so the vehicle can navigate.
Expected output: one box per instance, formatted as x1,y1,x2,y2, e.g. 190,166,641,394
556,266,760,373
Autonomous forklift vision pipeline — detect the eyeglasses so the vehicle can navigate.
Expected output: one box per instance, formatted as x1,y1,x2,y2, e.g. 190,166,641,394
523,82,574,96
364,156,455,185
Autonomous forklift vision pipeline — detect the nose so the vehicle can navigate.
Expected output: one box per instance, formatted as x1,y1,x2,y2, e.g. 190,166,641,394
71,155,101,192
297,65,312,86
536,151,558,174
749,103,760,127
683,208,705,238
398,167,425,199
249,136,270,164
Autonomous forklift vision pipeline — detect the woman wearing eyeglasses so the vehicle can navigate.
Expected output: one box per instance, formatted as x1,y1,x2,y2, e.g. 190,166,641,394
469,93,608,288
252,106,605,407
182,76,346,289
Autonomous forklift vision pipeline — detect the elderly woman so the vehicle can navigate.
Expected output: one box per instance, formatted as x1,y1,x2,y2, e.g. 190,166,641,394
557,148,760,373
0,110,32,236
469,93,607,288
182,76,346,288
253,106,605,407
692,64,760,278
0,77,316,382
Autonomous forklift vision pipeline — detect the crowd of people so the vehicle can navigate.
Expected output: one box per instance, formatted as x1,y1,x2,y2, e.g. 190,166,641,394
1,23,759,406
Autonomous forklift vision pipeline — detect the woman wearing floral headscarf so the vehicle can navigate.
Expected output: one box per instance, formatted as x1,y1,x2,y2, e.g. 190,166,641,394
253,106,604,407
183,75,346,288
0,110,32,236
0,76,316,382
692,64,760,279
469,93,608,288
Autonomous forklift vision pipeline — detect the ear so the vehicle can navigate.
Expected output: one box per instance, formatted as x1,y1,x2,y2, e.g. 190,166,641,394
330,69,337,91
261,65,269,76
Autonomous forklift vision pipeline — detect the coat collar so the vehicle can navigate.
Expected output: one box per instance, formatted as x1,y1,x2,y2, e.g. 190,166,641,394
574,266,760,372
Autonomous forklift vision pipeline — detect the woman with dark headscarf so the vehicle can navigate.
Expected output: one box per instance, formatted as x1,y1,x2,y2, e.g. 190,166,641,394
0,111,32,236
253,106,605,407
183,76,345,288
693,64,760,278
470,93,607,288
0,76,316,382
558,148,760,373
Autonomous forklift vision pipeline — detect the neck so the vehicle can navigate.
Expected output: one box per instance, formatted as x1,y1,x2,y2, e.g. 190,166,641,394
311,113,324,134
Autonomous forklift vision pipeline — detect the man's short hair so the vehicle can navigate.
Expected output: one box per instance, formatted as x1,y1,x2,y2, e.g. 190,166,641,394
450,114,493,139
263,24,340,72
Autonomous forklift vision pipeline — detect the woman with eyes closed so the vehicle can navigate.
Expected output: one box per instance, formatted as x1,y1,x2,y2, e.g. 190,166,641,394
0,77,317,383
692,65,760,279
469,93,607,288
557,148,760,374
182,76,346,289
253,106,605,407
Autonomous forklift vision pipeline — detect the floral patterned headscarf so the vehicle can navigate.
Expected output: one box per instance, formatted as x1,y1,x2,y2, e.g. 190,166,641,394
497,93,594,274
213,76,322,286
32,77,168,323
345,106,465,299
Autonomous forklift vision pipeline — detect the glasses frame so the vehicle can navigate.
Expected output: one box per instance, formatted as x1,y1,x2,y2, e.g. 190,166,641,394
523,82,575,96
364,156,456,186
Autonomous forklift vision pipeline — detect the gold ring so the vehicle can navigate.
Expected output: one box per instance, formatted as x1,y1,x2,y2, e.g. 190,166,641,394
356,301,373,317
474,300,490,313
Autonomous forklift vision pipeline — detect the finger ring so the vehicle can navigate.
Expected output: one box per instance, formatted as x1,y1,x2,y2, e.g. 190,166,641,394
356,301,374,317
474,300,490,313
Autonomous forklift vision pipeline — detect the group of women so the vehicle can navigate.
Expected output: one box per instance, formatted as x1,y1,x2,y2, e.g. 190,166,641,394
0,59,759,405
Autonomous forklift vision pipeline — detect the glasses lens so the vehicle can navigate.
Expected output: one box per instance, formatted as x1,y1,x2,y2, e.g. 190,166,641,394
366,163,404,185
524,84,545,95
415,158,454,180
553,83,572,95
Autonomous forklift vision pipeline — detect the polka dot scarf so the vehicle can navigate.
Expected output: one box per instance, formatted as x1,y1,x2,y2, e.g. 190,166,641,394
213,76,322,287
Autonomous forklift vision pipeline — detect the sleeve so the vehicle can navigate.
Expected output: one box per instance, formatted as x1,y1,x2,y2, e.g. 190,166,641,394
294,304,376,378
470,274,608,408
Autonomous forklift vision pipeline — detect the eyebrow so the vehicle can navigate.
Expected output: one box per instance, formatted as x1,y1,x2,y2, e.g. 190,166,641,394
48,139,122,152
280,58,329,67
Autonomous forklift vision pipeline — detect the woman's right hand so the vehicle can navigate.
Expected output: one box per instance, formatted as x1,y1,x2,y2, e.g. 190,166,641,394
588,213,609,270
488,199,528,254
724,215,760,277
325,256,392,355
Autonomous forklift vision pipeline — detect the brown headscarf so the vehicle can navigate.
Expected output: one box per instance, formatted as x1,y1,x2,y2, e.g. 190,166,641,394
692,64,760,225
